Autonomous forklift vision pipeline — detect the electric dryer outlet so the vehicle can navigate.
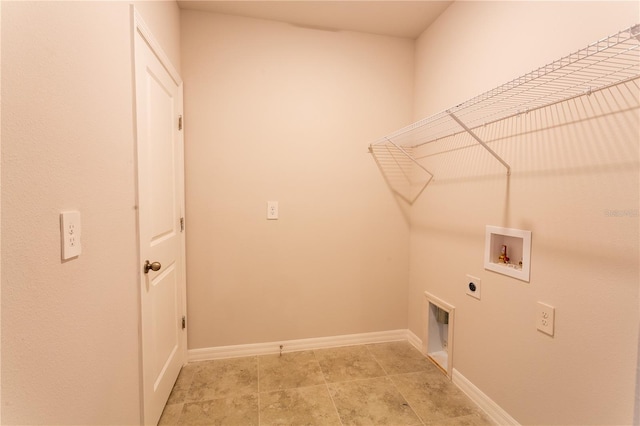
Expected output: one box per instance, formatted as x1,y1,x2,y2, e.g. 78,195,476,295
465,274,481,300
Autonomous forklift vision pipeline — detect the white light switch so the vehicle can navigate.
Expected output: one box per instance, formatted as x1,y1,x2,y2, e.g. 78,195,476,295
537,302,555,336
60,211,82,260
267,201,278,220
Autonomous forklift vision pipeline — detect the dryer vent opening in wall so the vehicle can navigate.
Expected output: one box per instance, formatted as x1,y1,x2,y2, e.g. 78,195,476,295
423,292,455,378
435,307,449,325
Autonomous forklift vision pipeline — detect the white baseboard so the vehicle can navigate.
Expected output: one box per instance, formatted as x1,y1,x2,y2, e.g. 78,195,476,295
406,329,422,351
453,368,520,426
188,329,411,362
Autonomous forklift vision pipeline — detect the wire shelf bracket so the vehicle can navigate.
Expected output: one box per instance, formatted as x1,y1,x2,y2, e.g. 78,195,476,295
369,24,640,201
369,139,434,204
447,111,511,176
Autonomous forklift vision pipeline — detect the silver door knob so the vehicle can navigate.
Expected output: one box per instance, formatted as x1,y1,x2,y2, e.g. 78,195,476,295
144,260,161,274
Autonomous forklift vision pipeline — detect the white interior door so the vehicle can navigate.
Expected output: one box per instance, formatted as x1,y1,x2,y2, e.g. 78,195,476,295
133,10,186,426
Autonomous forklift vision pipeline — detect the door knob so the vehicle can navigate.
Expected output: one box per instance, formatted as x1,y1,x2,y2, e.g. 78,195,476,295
144,260,161,274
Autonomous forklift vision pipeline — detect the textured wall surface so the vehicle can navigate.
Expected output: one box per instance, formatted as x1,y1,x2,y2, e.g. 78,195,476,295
1,1,181,423
181,10,413,350
410,2,639,424
3,2,637,424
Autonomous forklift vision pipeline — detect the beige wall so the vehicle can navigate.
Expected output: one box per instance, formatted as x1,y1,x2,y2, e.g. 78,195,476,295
1,1,180,423
410,2,639,425
181,10,413,350
3,1,638,424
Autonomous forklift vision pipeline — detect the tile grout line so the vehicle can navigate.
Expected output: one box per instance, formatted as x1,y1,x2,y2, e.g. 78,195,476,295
387,374,427,426
366,343,426,426
177,362,199,424
364,343,389,376
312,348,345,426
177,364,197,425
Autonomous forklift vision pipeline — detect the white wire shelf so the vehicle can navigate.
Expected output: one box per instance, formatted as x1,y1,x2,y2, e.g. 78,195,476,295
369,24,640,200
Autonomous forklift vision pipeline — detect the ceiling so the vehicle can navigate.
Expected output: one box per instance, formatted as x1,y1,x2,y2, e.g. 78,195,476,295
177,1,453,39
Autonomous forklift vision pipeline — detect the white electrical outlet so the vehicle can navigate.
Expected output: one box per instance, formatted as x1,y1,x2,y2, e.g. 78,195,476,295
537,302,555,336
60,211,82,260
267,201,278,220
465,274,481,300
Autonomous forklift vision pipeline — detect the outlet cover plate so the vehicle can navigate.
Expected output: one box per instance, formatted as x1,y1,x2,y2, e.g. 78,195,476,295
267,201,278,220
60,211,82,260
537,302,555,336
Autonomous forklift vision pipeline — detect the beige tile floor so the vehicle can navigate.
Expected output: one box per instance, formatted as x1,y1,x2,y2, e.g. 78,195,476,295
159,341,493,426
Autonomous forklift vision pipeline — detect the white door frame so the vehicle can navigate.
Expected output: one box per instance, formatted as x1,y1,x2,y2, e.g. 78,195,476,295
131,7,187,424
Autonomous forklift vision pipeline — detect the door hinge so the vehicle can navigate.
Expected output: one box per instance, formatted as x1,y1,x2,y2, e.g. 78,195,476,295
182,316,186,330
178,115,183,131
180,217,184,232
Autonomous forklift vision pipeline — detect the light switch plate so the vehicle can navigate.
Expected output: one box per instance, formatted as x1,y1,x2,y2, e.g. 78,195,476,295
60,211,82,260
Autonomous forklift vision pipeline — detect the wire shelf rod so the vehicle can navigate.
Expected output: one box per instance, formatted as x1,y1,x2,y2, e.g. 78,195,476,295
407,75,639,149
453,44,639,125
371,24,640,150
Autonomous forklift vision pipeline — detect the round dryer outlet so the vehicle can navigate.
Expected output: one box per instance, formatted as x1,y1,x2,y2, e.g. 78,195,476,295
465,274,481,300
